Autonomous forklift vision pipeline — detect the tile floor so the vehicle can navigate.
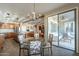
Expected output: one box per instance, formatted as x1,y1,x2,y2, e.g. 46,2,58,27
0,39,79,56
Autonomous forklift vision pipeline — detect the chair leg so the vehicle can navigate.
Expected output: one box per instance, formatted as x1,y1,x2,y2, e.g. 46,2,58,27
23,49,25,56
50,47,52,56
27,50,30,56
40,48,43,56
42,48,44,56
48,48,50,55
19,48,21,56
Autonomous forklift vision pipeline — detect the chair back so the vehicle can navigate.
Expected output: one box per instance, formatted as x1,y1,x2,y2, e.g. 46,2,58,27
48,34,53,45
34,33,39,40
18,34,26,44
28,40,42,55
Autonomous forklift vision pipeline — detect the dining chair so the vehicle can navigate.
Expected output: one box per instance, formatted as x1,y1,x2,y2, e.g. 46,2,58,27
28,40,42,56
18,34,42,56
42,34,53,56
19,42,29,56
18,34,29,56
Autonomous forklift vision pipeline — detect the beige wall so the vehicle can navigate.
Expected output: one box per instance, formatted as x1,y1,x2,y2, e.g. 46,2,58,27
44,3,79,53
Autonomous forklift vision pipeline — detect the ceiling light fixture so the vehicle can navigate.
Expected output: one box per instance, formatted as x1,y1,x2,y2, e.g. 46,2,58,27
24,0,44,23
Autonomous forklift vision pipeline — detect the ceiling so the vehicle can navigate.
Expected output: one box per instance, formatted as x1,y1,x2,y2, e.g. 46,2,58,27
0,3,66,24
0,3,66,17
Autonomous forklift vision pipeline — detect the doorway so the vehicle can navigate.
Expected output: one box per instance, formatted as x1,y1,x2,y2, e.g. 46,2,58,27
48,9,76,50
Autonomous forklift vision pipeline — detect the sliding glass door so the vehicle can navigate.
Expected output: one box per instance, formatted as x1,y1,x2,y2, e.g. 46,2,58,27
48,9,76,50
58,10,75,50
48,15,58,45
